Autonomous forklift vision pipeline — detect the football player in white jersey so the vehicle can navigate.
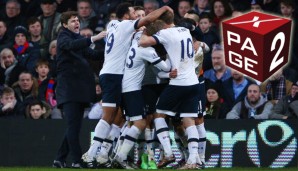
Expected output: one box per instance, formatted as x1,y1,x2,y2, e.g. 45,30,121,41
113,20,171,169
82,2,173,168
139,11,202,169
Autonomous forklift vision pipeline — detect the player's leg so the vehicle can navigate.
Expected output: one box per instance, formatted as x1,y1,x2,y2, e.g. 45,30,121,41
113,90,147,169
178,84,202,169
82,74,122,167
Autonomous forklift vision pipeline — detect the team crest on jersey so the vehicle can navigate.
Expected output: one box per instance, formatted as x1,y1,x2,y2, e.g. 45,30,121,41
152,52,159,59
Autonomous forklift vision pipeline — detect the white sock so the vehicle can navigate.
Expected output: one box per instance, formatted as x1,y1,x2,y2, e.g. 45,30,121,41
197,123,206,163
117,125,141,161
154,118,172,158
186,125,199,164
145,128,155,161
88,119,111,157
99,124,121,157
115,126,130,154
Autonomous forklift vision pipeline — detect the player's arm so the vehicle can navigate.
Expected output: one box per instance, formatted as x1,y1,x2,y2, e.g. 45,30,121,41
158,69,177,78
153,59,171,72
139,31,158,47
136,6,173,29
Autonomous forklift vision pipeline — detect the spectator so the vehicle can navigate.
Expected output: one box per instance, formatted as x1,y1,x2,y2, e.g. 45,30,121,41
226,84,273,119
35,59,56,107
0,86,20,118
26,99,51,119
27,17,50,59
143,0,160,15
19,0,42,19
39,0,61,41
47,39,57,78
1,0,26,39
12,25,41,74
35,57,62,119
0,48,26,87
0,19,13,51
77,0,98,32
199,12,220,71
210,0,232,29
12,71,39,118
221,69,256,118
176,0,192,23
270,81,298,119
91,0,122,32
193,0,210,14
251,0,264,11
279,0,296,18
260,69,292,104
205,85,224,119
203,44,231,89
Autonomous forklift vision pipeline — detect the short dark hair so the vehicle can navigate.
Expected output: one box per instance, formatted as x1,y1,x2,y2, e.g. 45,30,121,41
280,0,295,8
116,2,132,19
27,17,42,29
159,11,174,25
28,100,44,110
199,12,212,22
60,11,78,25
35,58,49,69
0,87,14,98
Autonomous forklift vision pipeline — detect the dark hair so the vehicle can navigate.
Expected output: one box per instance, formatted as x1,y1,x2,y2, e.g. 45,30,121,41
35,58,49,69
159,11,174,25
210,0,232,18
28,100,44,110
0,87,14,98
199,12,212,22
177,18,196,30
280,0,295,8
60,11,78,25
116,2,132,19
27,17,42,29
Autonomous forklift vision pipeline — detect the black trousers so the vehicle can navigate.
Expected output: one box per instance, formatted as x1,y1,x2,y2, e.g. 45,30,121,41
55,102,85,163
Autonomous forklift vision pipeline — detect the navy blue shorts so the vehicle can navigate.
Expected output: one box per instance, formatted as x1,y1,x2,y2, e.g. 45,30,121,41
141,83,167,115
122,90,146,121
156,84,200,118
99,74,123,107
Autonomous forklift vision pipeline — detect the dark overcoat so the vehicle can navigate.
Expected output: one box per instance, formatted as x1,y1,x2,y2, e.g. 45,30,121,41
56,28,103,107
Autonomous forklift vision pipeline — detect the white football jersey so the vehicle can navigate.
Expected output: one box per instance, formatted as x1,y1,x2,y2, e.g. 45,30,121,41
100,19,139,75
153,26,198,86
122,32,170,92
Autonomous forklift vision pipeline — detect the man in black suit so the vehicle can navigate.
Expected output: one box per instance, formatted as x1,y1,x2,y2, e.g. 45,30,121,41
52,11,106,168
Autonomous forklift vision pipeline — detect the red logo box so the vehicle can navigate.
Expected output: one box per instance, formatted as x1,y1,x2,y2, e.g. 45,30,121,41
222,11,292,82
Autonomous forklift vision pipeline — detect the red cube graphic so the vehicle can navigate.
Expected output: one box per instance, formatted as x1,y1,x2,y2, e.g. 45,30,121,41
222,11,292,82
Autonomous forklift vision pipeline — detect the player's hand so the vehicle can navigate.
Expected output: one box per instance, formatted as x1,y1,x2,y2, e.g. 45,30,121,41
169,69,177,78
91,31,107,42
163,6,173,14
